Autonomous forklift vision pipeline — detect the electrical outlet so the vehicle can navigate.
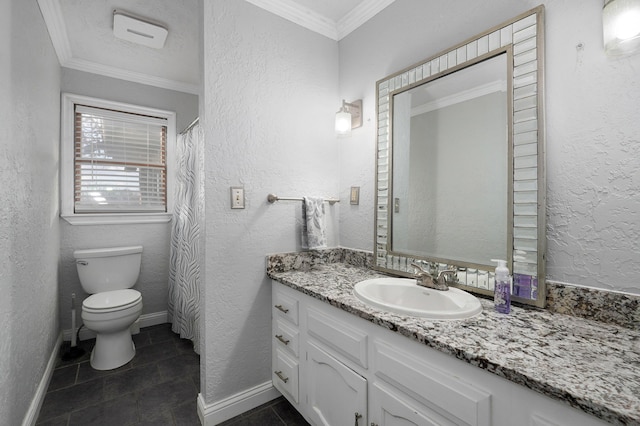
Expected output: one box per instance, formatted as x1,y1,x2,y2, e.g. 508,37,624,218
230,186,245,209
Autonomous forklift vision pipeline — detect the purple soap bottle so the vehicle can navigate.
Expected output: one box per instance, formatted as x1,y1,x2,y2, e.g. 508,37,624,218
492,259,511,314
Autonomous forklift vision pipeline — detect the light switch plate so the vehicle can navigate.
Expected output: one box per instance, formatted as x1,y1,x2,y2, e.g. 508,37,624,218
230,186,245,209
350,186,360,205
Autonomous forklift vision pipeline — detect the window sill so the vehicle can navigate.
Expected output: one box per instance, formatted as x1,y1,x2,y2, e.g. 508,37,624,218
61,213,172,226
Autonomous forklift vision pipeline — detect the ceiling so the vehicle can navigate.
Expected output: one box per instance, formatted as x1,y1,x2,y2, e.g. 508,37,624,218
37,0,396,95
409,54,507,115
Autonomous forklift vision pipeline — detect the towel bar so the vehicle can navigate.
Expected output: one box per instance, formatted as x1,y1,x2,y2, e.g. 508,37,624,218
267,194,339,205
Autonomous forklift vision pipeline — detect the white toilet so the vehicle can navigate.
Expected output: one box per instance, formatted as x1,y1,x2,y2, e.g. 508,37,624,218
74,245,144,370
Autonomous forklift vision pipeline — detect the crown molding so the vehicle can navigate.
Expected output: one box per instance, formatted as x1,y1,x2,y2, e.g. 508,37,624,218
245,0,396,41
64,57,200,94
37,0,199,94
245,0,338,40
37,0,72,63
337,0,396,40
37,0,394,91
411,80,507,117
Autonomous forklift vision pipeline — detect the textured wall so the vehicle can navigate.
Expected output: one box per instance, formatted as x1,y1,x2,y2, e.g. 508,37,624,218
0,0,61,423
202,0,339,403
338,0,640,293
543,0,640,294
58,69,199,331
59,224,171,330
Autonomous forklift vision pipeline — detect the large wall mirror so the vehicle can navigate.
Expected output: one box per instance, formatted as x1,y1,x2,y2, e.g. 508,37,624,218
374,6,546,307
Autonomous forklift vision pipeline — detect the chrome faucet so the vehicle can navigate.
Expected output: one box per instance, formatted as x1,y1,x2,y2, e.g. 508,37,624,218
411,263,456,291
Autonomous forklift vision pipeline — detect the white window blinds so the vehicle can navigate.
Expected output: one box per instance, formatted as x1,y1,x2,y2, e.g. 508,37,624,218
74,105,167,213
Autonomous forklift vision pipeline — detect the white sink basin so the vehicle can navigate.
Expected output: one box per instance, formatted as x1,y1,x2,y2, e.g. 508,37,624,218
353,277,482,320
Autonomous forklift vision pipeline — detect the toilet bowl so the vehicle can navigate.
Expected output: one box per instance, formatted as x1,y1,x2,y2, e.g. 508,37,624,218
81,289,143,370
74,246,144,370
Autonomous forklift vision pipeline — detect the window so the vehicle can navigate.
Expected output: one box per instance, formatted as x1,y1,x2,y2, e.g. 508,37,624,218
61,94,176,225
74,105,167,213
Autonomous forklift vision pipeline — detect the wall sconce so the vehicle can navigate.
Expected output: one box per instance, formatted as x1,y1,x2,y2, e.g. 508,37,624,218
603,0,640,56
335,99,362,137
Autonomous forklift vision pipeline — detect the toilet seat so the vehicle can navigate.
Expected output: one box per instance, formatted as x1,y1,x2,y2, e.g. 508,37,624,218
83,289,142,313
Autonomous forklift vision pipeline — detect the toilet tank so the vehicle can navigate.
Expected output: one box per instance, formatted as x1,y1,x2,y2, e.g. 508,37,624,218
74,246,143,294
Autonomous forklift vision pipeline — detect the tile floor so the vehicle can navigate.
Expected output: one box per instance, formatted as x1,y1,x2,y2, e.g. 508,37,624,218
217,398,309,426
36,324,309,426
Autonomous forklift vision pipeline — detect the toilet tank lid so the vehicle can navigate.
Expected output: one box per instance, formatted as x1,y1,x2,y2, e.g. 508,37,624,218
73,245,143,259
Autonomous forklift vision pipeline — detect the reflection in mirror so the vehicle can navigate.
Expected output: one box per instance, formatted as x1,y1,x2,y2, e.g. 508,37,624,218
374,6,546,307
392,54,508,265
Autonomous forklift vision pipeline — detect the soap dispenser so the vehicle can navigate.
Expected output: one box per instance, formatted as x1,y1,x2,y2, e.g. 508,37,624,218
492,259,511,314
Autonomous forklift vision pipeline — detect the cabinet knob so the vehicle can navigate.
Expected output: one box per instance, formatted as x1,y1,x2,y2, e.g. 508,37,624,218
275,334,290,345
274,370,289,383
354,412,363,426
274,304,289,313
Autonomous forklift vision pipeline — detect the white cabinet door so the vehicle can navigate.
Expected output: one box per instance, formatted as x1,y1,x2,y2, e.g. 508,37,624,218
370,382,458,426
307,341,368,426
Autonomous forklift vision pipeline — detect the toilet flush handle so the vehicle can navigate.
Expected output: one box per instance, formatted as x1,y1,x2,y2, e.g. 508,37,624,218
76,260,88,266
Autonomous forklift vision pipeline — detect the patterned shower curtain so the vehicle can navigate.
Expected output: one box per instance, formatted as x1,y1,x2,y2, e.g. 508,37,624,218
168,120,203,354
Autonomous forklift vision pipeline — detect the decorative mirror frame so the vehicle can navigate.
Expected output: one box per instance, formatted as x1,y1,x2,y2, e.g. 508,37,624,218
374,6,546,307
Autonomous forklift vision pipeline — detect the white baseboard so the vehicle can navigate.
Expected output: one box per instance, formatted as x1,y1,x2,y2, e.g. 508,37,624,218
62,311,169,341
138,311,169,329
22,333,63,426
197,381,281,425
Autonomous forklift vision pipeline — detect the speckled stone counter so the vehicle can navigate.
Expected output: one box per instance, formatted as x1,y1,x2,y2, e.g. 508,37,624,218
266,250,640,426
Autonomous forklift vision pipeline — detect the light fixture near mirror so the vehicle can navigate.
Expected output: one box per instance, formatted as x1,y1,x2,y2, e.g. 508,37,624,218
603,0,640,55
335,99,362,136
374,6,546,307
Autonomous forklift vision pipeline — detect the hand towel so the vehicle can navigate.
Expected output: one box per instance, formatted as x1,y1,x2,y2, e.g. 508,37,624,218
302,196,327,250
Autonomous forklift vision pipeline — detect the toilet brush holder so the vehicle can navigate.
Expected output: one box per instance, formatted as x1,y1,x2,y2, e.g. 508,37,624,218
61,294,85,361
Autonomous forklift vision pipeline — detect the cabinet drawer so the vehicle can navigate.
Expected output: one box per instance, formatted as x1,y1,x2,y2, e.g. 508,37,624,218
274,319,299,358
273,290,299,325
370,381,459,426
273,348,299,403
374,341,491,426
307,307,368,369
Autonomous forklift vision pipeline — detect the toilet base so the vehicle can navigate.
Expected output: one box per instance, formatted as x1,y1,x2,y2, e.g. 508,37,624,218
90,328,136,370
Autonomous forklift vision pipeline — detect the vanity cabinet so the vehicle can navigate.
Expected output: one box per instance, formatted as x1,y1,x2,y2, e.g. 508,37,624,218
370,382,459,426
306,341,367,426
272,289,300,403
271,281,610,426
372,341,490,426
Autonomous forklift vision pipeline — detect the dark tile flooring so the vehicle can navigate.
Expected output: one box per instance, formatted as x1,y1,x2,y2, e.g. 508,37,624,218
217,397,309,426
36,323,308,426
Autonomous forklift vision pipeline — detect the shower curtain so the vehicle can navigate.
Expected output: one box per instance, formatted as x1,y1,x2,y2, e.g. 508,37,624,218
168,120,203,354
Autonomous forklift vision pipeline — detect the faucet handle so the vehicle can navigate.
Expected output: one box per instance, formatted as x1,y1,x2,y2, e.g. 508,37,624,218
437,269,457,282
411,263,435,288
411,262,431,276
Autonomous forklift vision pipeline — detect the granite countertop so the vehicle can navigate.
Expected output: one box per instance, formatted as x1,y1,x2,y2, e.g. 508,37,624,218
267,261,640,426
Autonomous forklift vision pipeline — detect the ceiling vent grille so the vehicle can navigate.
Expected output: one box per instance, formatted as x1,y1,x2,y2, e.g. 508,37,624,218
113,10,168,49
